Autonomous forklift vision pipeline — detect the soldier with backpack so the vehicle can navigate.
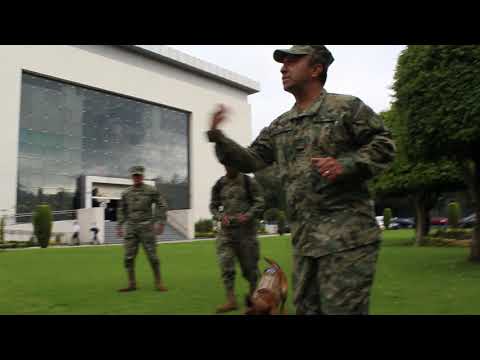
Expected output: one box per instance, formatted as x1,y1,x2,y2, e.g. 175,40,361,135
210,166,265,313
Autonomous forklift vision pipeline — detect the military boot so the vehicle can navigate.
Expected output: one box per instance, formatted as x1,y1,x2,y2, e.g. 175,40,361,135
118,268,137,292
153,263,168,292
216,290,238,313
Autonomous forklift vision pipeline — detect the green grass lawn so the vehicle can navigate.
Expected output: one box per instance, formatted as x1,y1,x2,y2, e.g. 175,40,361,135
1,230,480,315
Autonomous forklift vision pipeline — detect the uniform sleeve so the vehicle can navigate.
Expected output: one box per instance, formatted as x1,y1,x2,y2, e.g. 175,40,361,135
207,126,276,173
336,100,396,181
244,178,265,220
209,182,223,221
153,188,168,225
117,193,127,225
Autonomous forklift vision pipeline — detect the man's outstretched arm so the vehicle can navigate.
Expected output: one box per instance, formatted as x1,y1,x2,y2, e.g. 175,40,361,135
207,105,275,173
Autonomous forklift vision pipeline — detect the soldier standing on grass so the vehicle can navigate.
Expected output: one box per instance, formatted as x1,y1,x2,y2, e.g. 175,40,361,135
210,166,265,313
207,45,395,315
117,166,168,292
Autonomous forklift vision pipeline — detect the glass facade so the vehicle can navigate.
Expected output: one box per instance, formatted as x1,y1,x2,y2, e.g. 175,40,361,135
17,72,190,217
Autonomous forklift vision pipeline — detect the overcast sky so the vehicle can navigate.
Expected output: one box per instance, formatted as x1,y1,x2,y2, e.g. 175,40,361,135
169,45,406,139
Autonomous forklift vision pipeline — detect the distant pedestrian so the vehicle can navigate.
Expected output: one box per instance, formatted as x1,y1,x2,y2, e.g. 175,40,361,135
71,221,80,246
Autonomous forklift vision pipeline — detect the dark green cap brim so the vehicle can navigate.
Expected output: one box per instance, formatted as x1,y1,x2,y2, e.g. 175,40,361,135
273,48,311,63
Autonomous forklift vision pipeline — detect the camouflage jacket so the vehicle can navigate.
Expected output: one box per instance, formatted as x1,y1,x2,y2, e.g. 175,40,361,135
117,183,168,226
209,174,265,228
207,90,395,257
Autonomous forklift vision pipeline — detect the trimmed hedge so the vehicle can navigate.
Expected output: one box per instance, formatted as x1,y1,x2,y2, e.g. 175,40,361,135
383,208,392,229
447,202,461,228
33,205,53,249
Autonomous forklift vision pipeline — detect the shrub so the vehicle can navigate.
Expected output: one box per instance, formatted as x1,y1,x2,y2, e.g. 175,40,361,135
277,211,287,235
383,208,392,229
0,216,5,244
447,202,461,228
33,205,53,249
264,208,280,224
195,232,216,239
195,219,214,233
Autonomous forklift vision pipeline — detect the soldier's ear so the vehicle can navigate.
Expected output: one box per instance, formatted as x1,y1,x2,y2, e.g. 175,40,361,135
311,63,324,80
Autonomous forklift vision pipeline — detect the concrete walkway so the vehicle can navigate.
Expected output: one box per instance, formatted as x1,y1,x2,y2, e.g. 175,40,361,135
1,234,286,251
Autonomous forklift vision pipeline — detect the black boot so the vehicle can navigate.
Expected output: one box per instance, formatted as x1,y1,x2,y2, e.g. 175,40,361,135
118,268,137,292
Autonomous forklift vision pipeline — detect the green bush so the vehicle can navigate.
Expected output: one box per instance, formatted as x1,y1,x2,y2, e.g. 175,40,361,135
277,211,287,235
0,216,5,244
264,208,280,224
448,202,461,228
195,219,214,233
384,208,392,229
33,205,53,249
0,241,35,249
195,232,216,239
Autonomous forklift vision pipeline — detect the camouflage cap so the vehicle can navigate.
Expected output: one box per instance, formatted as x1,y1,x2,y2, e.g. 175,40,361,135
273,45,335,67
129,165,145,176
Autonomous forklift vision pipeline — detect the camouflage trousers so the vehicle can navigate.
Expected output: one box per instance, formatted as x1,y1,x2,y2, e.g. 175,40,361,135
293,242,380,315
123,222,159,271
216,224,260,293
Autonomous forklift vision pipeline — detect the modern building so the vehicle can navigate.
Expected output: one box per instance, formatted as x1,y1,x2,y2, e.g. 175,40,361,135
0,45,259,242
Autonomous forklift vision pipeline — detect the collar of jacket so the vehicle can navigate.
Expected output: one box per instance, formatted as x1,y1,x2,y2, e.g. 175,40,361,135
286,89,328,121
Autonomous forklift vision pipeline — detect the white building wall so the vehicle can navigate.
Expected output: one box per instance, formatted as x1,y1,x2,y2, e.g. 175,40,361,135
0,45,256,238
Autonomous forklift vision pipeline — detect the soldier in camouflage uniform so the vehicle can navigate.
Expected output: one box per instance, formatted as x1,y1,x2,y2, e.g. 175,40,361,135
117,166,168,292
210,166,265,313
207,45,395,315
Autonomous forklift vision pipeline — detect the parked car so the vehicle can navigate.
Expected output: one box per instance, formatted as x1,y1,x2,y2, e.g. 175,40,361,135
459,214,476,228
375,216,400,230
388,221,401,230
431,217,448,226
392,217,415,229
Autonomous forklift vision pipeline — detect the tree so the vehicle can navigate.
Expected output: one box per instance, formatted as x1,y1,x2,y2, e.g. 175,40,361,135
393,45,480,260
371,107,465,245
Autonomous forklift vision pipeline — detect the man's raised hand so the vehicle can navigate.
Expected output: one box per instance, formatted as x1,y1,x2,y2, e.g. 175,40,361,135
210,104,228,131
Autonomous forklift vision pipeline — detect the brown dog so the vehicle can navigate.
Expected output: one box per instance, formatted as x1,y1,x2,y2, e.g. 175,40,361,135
245,257,288,315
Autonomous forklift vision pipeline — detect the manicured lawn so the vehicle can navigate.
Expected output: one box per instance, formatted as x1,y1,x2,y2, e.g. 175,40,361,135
1,230,479,314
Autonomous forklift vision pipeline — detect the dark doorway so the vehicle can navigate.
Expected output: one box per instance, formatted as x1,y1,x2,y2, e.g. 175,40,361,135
105,200,119,221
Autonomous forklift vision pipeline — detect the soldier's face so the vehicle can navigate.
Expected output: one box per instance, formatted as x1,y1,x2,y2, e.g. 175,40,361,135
280,54,323,92
132,174,144,186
